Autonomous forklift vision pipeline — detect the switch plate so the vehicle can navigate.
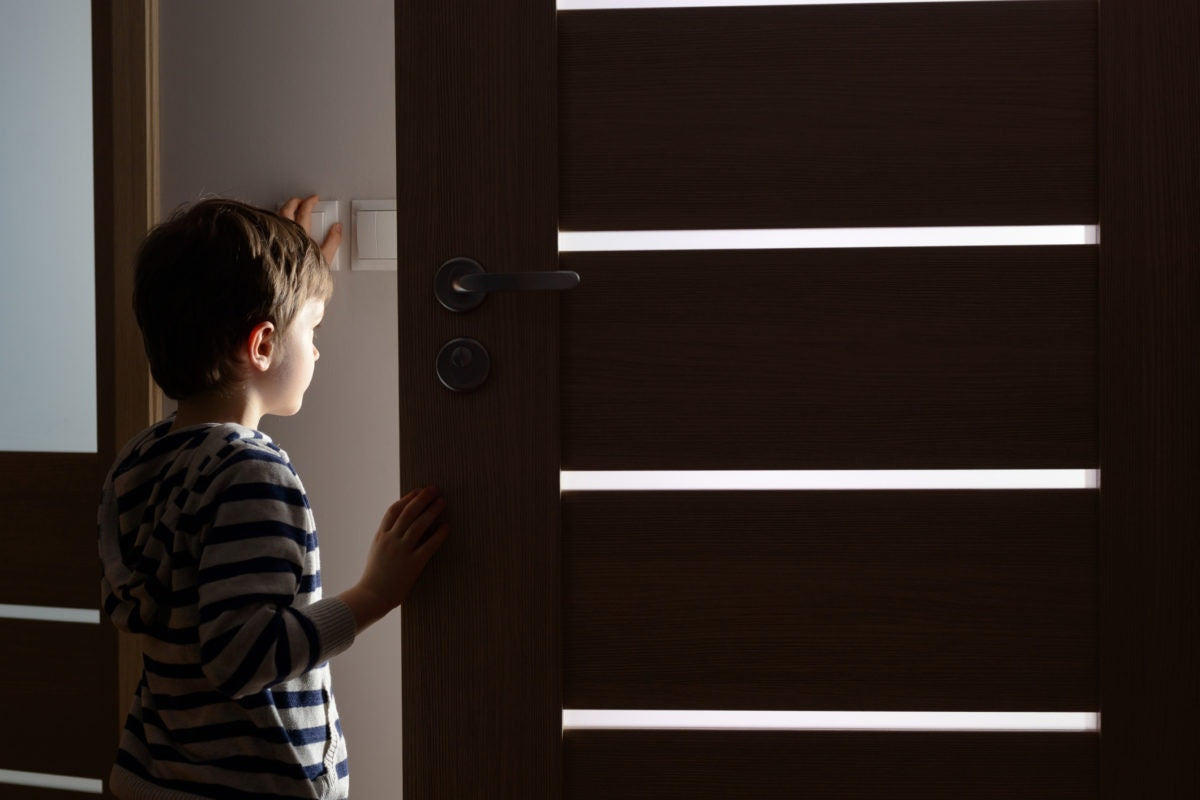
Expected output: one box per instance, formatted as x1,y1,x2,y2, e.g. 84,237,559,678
351,199,398,271
356,209,379,259
307,200,342,271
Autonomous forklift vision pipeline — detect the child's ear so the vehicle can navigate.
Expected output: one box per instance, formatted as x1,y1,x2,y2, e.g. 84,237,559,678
245,321,276,373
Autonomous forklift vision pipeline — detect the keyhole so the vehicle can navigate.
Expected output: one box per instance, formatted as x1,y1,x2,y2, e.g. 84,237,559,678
437,337,489,392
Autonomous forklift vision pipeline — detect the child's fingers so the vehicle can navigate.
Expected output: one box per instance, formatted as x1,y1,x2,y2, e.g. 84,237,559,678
389,488,436,531
416,523,451,562
397,487,428,510
295,194,319,233
279,196,301,220
382,486,426,530
379,497,408,532
402,497,446,544
321,222,343,264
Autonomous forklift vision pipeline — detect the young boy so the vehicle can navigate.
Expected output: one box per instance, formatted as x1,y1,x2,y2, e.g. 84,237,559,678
97,195,448,799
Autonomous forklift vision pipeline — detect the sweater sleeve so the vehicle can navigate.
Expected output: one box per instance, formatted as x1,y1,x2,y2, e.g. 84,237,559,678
196,449,356,698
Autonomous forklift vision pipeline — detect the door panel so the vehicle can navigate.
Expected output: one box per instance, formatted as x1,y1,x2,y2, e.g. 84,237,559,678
560,2,1096,229
0,619,114,779
564,489,1095,711
0,454,102,607
561,246,1095,469
565,730,1097,800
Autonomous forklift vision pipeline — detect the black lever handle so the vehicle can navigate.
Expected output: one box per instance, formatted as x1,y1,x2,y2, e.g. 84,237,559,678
435,257,580,312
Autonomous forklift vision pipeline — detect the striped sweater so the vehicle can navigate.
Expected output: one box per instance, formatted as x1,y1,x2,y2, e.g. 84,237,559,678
98,418,357,799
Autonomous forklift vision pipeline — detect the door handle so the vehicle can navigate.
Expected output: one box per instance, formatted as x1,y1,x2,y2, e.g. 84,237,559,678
435,256,580,312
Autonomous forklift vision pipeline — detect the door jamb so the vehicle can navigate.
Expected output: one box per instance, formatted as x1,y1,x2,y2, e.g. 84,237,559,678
94,0,162,733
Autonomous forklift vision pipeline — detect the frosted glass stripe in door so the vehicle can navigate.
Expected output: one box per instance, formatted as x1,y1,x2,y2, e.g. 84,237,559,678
558,226,1097,252
562,709,1099,732
0,768,103,794
560,1,1035,9
0,604,101,624
561,470,1097,491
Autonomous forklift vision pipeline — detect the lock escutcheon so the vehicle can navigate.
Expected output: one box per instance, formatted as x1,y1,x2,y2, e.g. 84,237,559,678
437,337,490,392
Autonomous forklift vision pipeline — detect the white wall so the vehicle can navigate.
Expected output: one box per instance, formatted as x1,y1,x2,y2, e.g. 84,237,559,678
0,0,96,452
160,1,404,792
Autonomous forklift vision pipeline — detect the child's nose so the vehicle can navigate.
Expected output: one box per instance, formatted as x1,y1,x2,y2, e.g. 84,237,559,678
314,345,320,361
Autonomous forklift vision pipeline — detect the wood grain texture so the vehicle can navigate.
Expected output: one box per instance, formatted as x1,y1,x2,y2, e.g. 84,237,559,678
564,730,1097,800
109,0,159,454
561,246,1096,469
1098,1,1200,797
0,453,103,608
103,0,161,746
0,620,116,780
565,490,1096,710
396,1,561,798
560,1,1097,230
92,0,115,467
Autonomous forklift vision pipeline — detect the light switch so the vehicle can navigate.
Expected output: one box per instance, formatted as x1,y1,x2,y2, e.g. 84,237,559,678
375,210,398,259
308,200,342,271
351,200,398,271
356,209,378,259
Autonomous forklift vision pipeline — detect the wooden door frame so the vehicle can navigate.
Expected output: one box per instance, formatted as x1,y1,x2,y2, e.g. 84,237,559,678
92,0,162,737
1098,1,1200,796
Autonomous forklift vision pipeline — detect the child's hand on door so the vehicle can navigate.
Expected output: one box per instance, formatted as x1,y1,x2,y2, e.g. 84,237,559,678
339,486,450,632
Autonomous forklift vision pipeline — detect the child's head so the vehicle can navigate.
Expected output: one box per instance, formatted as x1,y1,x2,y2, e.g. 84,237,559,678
134,197,333,400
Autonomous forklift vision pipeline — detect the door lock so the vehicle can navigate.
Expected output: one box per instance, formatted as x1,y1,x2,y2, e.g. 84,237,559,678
434,257,580,391
436,337,490,392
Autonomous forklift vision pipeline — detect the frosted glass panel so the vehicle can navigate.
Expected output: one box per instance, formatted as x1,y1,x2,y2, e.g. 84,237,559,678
561,470,1097,491
562,710,1098,732
559,0,1035,8
0,0,97,452
559,226,1097,252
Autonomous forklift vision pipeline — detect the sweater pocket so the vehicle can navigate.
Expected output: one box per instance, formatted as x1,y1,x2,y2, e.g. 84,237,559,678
311,690,347,798
308,723,344,798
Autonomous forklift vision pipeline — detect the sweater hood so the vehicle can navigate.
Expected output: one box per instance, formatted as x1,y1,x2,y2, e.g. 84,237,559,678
97,418,260,633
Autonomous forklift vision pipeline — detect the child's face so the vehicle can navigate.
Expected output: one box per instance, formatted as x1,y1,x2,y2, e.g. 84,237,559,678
264,297,325,417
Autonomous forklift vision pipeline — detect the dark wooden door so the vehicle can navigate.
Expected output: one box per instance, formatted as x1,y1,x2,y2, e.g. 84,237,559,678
397,1,1198,798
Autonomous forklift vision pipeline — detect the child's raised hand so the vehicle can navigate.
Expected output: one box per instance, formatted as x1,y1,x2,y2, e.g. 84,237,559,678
340,486,450,632
279,194,342,266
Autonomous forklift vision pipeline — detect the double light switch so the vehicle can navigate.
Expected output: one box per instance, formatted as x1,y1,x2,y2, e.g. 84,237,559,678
300,200,398,271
